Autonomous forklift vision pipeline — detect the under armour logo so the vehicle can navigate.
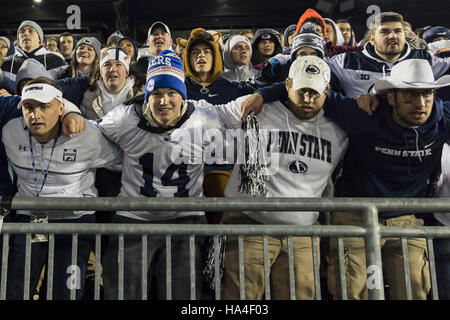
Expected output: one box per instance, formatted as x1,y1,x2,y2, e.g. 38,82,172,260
18,145,27,151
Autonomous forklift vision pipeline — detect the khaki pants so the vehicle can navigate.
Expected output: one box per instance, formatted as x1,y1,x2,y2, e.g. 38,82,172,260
327,212,431,300
203,170,232,224
221,212,318,300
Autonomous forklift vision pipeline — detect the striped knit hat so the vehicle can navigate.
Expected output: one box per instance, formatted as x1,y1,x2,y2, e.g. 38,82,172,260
145,49,186,101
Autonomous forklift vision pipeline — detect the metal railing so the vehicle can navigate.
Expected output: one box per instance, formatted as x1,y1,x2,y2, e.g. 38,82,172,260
1,196,450,300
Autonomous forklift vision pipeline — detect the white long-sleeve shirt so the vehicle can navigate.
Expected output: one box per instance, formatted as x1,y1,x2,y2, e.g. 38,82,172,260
2,119,122,220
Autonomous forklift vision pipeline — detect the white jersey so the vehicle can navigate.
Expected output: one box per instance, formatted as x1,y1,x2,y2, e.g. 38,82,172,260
98,102,223,221
207,95,349,225
434,143,450,226
2,119,122,220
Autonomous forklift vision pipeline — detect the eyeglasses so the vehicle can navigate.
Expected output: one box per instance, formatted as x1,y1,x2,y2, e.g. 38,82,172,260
399,89,435,100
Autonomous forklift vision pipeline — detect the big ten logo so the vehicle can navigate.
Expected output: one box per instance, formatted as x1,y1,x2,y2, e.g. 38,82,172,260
66,265,81,290
366,5,381,30
366,265,383,290
66,5,81,30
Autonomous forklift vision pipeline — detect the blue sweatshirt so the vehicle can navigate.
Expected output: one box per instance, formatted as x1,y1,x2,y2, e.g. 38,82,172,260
0,96,22,195
323,92,450,217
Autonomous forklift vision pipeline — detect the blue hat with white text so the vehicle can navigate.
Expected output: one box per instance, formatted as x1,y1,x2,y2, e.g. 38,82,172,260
145,49,187,101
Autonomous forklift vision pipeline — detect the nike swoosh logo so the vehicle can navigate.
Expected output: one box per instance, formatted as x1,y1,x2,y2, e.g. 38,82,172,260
425,141,436,148
208,93,218,97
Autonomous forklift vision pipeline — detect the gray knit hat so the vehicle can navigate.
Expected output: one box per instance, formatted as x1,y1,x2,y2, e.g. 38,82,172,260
17,20,44,44
72,37,101,59
0,37,10,49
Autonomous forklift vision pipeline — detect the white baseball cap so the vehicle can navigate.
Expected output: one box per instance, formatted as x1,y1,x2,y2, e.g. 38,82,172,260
18,83,63,109
148,21,171,37
288,55,330,94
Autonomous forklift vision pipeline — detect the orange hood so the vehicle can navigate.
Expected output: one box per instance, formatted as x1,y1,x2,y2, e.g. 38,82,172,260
295,8,327,37
182,28,223,85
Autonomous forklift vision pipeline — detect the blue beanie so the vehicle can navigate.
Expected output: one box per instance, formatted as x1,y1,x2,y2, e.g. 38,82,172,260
145,49,187,101
424,26,450,43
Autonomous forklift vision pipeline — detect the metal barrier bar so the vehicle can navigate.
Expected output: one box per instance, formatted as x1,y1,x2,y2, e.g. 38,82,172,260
23,233,31,300
312,236,321,300
238,236,245,300
287,236,295,300
1,223,369,237
337,236,348,300
426,238,439,300
8,197,450,213
2,197,450,301
46,233,55,300
1,233,9,300
213,235,221,300
118,234,124,300
363,206,384,300
166,235,172,300
94,234,101,301
141,235,147,301
401,237,412,300
189,235,196,300
263,235,270,300
70,234,78,300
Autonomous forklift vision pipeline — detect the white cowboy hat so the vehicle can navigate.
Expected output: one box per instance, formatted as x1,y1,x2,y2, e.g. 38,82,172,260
374,59,450,93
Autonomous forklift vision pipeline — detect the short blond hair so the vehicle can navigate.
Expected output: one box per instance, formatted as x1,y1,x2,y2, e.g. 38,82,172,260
368,12,404,35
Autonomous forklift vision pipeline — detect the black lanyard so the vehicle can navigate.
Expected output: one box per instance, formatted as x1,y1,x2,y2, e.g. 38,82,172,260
28,134,58,197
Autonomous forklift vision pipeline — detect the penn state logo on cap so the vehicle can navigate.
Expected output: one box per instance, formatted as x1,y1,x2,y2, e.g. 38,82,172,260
305,65,320,75
288,160,308,174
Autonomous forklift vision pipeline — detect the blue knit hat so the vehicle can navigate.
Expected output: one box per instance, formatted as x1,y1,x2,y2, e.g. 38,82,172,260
145,49,187,101
424,26,450,43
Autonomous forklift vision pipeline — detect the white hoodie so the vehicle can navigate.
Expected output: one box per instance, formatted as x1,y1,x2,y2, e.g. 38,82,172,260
209,95,349,225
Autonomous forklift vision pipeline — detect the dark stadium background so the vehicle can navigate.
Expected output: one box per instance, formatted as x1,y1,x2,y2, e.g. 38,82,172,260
0,0,448,47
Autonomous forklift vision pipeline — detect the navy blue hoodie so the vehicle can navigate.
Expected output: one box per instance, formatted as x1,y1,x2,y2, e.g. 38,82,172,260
323,91,450,217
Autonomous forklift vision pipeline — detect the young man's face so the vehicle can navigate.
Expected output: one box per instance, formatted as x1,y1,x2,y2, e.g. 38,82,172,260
76,44,96,65
231,41,251,66
287,32,295,48
295,47,319,59
337,22,352,45
312,23,324,38
285,79,327,120
101,60,128,92
119,39,135,60
0,39,8,59
22,98,64,143
388,89,435,127
325,22,336,45
147,88,184,128
148,26,172,56
46,40,58,52
59,35,74,57
18,26,40,52
189,42,213,74
369,21,406,61
257,39,275,57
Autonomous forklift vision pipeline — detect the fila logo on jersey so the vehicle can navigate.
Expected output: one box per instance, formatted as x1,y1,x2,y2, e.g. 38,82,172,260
288,160,308,174
18,145,27,151
305,65,320,74
355,73,370,80
63,149,77,162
